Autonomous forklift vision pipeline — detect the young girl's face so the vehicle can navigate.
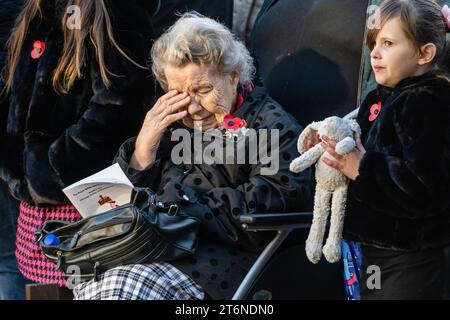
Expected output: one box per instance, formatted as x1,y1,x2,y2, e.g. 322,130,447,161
370,17,424,88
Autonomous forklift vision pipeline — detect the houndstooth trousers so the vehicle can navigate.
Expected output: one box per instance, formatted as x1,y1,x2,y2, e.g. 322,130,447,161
73,263,204,300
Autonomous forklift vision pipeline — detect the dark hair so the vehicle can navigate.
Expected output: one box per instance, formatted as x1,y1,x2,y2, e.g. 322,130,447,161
367,0,450,72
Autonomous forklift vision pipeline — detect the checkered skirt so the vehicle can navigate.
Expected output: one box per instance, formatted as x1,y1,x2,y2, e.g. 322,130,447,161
15,202,82,286
73,263,204,300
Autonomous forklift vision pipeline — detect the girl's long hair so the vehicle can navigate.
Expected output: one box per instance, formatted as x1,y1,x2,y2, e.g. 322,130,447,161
4,0,146,94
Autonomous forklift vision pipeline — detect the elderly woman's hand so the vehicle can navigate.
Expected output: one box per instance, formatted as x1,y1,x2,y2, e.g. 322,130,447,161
131,90,190,170
321,136,366,181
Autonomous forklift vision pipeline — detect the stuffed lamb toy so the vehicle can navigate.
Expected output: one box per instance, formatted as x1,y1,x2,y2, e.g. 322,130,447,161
290,116,361,264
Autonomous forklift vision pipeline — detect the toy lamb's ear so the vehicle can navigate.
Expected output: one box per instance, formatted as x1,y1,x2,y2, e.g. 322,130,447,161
297,121,320,154
346,119,361,141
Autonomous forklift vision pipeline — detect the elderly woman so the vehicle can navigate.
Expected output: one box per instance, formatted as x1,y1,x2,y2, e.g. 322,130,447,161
73,13,311,300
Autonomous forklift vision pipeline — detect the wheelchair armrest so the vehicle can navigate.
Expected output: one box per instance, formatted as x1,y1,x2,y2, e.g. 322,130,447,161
233,211,313,299
239,212,313,231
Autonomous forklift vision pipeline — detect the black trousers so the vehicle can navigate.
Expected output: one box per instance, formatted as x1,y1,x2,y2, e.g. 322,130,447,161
360,245,446,300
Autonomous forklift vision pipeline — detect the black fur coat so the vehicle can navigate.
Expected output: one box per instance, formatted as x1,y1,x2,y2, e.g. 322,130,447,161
344,71,450,251
0,0,156,206
0,0,24,68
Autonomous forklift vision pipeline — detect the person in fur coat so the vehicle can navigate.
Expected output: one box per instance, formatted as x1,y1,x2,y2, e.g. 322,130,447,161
313,0,450,299
0,0,30,300
0,0,157,287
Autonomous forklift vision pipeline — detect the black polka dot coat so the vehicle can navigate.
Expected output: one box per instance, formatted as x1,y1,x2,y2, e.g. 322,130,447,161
115,85,312,299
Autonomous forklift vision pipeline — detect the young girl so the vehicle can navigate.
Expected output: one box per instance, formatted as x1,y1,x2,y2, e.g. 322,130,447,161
0,0,156,287
320,0,450,299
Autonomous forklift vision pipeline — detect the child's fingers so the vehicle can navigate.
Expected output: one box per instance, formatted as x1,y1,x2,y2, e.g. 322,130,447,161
356,139,366,152
321,136,336,147
321,141,343,161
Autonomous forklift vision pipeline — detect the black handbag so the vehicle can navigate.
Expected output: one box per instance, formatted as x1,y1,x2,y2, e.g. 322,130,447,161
36,187,201,283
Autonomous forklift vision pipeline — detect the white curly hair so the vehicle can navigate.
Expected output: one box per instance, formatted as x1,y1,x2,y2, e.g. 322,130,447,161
150,12,255,90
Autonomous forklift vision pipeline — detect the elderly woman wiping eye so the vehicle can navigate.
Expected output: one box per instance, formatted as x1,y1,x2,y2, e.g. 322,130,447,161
73,12,312,301
131,14,255,170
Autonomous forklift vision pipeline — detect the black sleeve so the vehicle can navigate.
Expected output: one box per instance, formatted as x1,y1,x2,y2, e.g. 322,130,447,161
352,90,450,219
0,78,7,136
0,0,24,68
114,137,164,189
0,0,24,134
114,125,178,188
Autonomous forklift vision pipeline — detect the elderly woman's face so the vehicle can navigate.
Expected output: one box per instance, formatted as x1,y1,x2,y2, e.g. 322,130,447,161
164,63,239,131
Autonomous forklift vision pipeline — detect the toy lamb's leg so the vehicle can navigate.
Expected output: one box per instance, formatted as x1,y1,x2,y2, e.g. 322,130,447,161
305,184,332,264
322,185,348,263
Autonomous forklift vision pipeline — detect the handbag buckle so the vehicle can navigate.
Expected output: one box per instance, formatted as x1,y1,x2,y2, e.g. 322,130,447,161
167,204,179,216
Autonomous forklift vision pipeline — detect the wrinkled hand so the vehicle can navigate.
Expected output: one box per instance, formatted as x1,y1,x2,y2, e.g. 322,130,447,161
321,136,366,181
131,90,190,170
